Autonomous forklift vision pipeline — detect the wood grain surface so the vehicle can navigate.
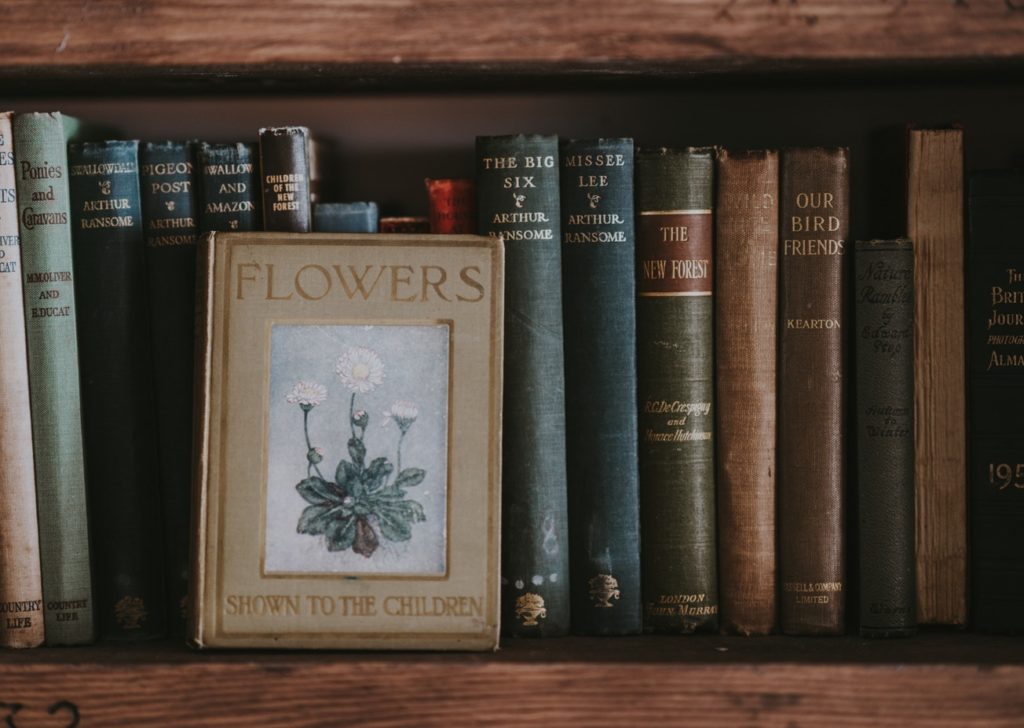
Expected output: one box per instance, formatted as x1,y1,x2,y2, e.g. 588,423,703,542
908,129,968,626
0,635,1020,726
1,0,1024,79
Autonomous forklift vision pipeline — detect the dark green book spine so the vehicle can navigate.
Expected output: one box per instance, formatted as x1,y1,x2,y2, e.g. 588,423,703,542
560,138,641,634
636,147,718,633
69,140,166,641
14,112,95,645
855,239,916,637
476,134,569,637
196,142,260,234
967,171,1024,633
140,141,199,635
313,201,379,233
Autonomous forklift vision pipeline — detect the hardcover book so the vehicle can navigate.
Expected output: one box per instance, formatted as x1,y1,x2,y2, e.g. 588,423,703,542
68,139,167,641
907,128,967,626
380,216,430,234
0,111,45,648
426,179,476,234
559,138,641,635
13,111,94,645
476,134,569,637
635,147,718,633
778,147,849,636
197,142,260,234
189,232,503,650
855,239,916,638
140,140,200,633
967,171,1024,633
313,202,379,233
715,148,778,636
259,127,312,232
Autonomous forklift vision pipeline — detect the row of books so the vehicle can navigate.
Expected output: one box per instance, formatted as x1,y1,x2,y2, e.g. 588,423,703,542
483,132,1022,638
0,111,1018,647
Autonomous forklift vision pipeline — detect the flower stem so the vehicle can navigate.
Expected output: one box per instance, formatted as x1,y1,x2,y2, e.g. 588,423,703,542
397,430,406,475
349,392,356,440
303,408,325,480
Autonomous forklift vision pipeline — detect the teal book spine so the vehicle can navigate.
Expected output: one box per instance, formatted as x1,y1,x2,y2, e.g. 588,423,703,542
13,111,94,645
476,134,570,637
69,140,166,641
140,141,199,635
559,138,641,634
313,201,379,233
635,147,718,633
0,111,45,648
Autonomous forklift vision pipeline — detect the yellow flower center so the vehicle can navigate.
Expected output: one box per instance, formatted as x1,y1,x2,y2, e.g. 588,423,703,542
352,363,370,380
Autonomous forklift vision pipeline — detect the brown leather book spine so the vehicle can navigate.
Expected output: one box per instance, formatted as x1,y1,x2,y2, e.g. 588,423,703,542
426,178,476,234
907,128,967,626
0,111,45,647
779,147,849,635
715,149,779,636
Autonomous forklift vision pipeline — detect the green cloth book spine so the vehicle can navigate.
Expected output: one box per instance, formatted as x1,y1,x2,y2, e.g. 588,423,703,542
140,140,200,635
476,134,570,637
635,147,718,633
69,139,166,641
13,112,94,645
559,138,641,634
0,111,45,648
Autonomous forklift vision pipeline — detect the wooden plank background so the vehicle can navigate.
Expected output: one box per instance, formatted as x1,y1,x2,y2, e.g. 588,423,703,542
1,0,1024,76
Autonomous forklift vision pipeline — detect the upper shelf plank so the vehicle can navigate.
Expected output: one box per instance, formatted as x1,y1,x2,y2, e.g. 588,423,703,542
2,0,1024,81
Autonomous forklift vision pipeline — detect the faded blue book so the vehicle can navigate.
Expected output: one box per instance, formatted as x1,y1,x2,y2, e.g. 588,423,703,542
313,202,379,233
13,111,94,645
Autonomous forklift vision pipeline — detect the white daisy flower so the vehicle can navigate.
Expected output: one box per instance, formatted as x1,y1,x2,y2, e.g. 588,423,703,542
336,347,385,393
286,380,327,408
383,399,419,432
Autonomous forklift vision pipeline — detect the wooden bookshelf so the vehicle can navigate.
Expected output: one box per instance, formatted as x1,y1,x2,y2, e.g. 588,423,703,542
2,1,1023,724
0,634,1018,726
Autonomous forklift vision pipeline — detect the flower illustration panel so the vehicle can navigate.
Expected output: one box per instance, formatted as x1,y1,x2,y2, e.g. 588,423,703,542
264,323,450,576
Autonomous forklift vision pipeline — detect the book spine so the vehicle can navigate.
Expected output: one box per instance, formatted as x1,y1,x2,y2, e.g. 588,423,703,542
379,217,430,234
636,147,718,633
258,127,311,232
559,138,641,635
140,141,199,635
197,142,260,233
426,178,477,234
855,239,916,638
967,171,1024,633
778,147,849,635
12,112,94,645
907,128,967,626
68,140,166,641
476,134,569,637
714,149,778,636
312,202,379,233
0,111,45,647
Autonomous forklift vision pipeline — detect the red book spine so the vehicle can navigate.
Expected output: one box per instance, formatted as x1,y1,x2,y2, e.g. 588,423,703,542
426,178,477,234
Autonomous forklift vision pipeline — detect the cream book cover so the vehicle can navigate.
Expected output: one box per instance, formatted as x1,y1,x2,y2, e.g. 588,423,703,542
189,232,503,650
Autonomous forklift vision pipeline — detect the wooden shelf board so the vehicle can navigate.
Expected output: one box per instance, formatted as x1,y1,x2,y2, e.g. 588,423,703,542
0,634,1021,726
2,1,1024,84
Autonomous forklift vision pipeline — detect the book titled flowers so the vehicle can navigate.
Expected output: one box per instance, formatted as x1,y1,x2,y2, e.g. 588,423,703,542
189,232,503,650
